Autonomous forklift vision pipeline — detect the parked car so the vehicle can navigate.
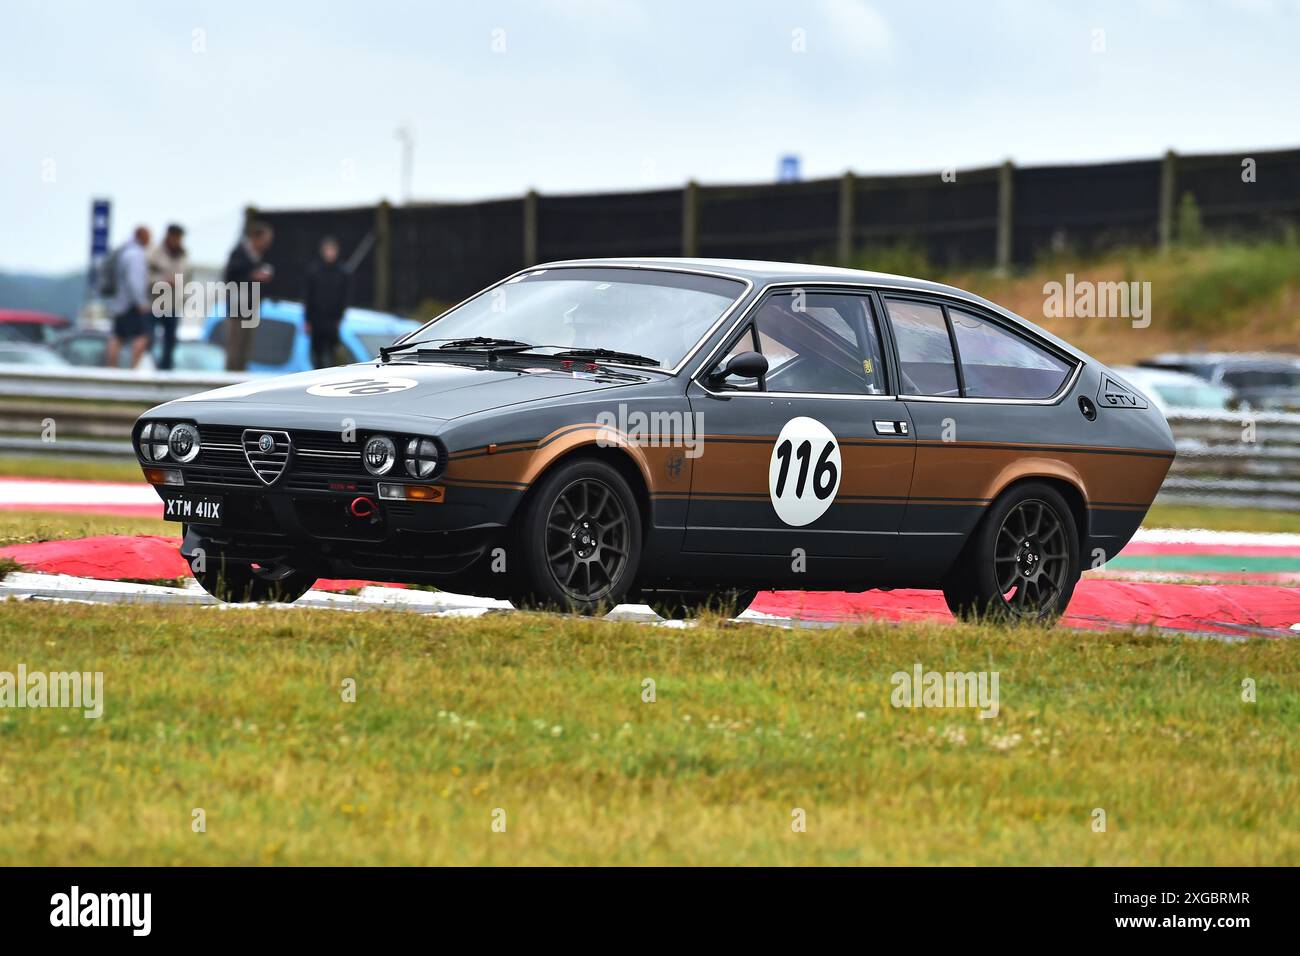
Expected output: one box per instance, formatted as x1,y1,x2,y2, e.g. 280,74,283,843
0,309,71,345
1111,365,1233,414
50,328,227,372
1139,351,1300,411
202,301,420,374
134,259,1175,623
0,342,72,366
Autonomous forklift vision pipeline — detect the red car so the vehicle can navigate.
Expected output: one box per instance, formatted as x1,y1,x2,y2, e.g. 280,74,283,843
0,309,71,345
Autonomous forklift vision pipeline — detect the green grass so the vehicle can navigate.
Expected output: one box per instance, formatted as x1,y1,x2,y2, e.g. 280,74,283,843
1142,503,1300,534
0,509,170,548
0,455,145,483
0,603,1294,865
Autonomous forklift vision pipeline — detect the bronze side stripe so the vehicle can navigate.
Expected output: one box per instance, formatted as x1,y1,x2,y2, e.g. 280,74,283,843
913,441,1174,460
697,434,1174,460
441,477,528,490
450,423,600,461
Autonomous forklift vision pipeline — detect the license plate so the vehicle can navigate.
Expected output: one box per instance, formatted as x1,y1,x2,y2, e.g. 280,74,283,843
162,493,224,524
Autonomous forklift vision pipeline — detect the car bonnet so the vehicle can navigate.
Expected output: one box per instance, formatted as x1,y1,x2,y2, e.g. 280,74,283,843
163,359,650,422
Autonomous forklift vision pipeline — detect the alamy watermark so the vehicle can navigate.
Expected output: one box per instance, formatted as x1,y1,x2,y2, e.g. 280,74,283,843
596,404,705,459
890,662,1000,719
1042,273,1151,329
152,274,261,327
0,664,104,718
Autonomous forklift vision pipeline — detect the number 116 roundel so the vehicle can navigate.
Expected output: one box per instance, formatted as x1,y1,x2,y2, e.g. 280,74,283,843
133,259,1174,623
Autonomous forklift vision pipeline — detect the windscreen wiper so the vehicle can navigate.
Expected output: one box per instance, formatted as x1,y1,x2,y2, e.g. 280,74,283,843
379,336,532,362
537,347,662,368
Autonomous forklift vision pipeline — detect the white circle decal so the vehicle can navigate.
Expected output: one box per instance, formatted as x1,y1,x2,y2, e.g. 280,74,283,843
768,417,842,527
307,376,419,397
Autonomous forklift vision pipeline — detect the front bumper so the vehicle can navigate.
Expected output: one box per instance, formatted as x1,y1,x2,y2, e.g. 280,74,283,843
167,484,510,580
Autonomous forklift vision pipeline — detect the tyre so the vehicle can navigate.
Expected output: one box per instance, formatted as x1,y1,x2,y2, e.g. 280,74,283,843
510,457,643,614
193,558,317,604
643,589,758,620
942,482,1081,624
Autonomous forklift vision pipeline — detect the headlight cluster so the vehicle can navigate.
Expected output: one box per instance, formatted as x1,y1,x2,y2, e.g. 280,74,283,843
362,433,441,478
139,422,201,463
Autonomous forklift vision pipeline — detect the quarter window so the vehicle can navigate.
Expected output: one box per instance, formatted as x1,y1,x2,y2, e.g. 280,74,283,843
885,299,960,397
948,308,1072,399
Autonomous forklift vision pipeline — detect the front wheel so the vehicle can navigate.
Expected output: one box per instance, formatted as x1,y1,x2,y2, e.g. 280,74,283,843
193,558,317,604
943,482,1080,624
510,458,643,614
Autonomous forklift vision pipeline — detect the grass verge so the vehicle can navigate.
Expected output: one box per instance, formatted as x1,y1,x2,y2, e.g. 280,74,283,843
0,455,145,483
0,509,170,547
0,603,1294,865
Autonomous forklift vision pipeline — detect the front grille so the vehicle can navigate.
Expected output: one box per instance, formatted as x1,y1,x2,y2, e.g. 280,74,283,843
241,429,291,485
193,424,371,489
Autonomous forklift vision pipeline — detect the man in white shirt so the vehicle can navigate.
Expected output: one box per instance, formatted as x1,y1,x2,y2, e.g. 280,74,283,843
106,225,152,369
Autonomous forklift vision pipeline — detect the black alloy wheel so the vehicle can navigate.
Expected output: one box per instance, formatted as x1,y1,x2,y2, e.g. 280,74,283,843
511,457,643,614
993,498,1071,617
942,481,1081,624
545,476,633,604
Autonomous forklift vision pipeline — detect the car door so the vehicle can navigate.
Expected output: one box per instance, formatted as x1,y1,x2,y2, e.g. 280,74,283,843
684,287,915,560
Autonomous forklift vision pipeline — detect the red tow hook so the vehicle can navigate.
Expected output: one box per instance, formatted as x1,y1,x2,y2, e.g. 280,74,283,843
349,496,376,519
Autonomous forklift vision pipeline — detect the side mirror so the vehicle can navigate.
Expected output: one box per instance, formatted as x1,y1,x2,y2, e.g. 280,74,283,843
709,350,768,388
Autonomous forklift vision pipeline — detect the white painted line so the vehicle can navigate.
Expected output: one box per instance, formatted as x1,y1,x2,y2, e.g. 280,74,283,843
0,479,158,508
1133,528,1300,548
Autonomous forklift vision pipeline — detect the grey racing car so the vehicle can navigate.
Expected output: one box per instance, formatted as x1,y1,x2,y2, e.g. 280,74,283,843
133,258,1175,621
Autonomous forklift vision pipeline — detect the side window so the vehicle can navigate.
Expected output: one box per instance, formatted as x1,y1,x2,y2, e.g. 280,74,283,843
885,298,959,397
948,308,1073,399
746,291,889,395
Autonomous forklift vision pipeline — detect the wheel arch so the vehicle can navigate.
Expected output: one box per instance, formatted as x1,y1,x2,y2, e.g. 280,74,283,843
511,439,654,532
987,471,1090,557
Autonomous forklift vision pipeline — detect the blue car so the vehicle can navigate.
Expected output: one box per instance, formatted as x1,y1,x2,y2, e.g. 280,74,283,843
203,300,420,374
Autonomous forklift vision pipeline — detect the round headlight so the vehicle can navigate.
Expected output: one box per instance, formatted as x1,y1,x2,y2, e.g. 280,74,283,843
140,422,170,461
168,423,201,463
405,438,439,479
363,434,397,476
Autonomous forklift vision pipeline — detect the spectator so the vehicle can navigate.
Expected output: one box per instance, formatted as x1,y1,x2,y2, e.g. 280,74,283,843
222,220,274,371
304,236,351,368
105,226,152,370
147,223,190,371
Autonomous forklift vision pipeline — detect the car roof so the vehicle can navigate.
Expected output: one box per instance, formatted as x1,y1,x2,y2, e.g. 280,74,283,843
0,309,69,325
1113,364,1224,387
1143,351,1300,369
540,256,960,290
227,299,415,330
532,257,1088,361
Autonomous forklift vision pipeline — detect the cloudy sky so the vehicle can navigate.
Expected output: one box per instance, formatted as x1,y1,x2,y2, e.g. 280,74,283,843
4,0,1298,273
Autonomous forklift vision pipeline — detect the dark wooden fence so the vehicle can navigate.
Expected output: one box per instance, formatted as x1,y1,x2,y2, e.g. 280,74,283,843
254,146,1300,313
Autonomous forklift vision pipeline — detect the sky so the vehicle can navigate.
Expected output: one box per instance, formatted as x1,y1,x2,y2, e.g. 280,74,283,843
4,0,1299,273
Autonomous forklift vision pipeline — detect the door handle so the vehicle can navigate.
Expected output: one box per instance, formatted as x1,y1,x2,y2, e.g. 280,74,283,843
873,420,910,436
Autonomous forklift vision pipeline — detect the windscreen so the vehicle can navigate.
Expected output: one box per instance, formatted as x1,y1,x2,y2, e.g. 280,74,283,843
405,267,746,369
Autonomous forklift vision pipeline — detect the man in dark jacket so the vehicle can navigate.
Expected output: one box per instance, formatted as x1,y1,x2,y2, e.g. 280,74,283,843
304,236,351,368
221,221,274,371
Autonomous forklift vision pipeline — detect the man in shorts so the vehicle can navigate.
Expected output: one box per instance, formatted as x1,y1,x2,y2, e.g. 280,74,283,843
106,225,153,369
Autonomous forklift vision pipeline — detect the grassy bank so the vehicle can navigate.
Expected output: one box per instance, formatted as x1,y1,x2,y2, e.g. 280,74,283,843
856,238,1300,365
0,603,1294,865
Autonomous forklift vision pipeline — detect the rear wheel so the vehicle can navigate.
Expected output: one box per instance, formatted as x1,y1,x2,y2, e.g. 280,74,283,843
643,589,758,620
193,559,317,604
510,458,642,614
943,482,1080,624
